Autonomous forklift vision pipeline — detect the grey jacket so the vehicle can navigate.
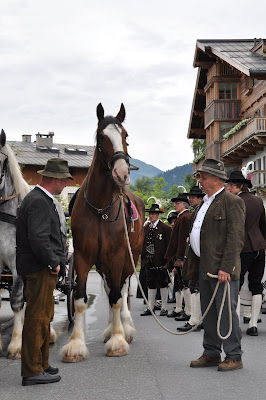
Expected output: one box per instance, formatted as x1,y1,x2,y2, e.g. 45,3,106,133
185,189,245,280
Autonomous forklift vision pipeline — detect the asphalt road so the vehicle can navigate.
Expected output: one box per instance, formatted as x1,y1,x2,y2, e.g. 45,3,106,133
0,272,266,400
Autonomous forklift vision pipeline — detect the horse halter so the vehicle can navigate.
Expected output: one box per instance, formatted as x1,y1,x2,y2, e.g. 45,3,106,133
0,150,8,185
96,122,130,172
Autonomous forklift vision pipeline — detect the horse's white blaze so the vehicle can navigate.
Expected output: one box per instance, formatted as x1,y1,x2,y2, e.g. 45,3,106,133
61,298,89,359
121,278,135,341
103,124,130,186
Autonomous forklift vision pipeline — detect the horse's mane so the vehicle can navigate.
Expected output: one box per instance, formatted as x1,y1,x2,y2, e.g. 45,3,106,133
3,144,30,199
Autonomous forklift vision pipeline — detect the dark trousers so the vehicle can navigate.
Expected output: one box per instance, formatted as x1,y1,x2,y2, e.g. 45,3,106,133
200,274,242,361
240,250,265,295
144,255,169,289
21,268,57,377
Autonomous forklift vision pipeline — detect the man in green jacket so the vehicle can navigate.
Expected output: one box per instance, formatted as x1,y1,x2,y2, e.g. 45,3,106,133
188,159,245,372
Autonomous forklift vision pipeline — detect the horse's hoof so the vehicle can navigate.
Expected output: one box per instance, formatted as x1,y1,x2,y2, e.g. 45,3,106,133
106,347,127,357
126,335,133,344
7,352,21,360
62,354,85,363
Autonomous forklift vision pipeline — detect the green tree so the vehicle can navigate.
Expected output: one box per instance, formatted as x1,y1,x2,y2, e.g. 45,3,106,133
185,173,197,189
192,139,206,163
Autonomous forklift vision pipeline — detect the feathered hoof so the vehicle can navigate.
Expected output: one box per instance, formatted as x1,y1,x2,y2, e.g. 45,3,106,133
105,334,130,357
106,347,128,357
125,335,133,344
49,326,57,344
62,354,85,363
7,351,21,360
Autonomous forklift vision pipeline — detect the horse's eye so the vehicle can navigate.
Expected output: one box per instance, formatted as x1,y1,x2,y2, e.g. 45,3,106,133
126,141,129,146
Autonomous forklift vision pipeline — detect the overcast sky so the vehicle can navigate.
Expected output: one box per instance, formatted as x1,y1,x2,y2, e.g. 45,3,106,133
1,0,266,171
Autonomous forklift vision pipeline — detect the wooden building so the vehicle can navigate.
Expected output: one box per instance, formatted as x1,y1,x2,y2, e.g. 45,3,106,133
188,39,266,200
8,132,95,201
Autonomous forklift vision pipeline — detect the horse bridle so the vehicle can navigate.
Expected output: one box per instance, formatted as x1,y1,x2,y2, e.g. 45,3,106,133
0,149,8,186
96,124,130,173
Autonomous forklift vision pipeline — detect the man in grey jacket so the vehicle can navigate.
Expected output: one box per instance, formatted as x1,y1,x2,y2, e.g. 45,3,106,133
17,158,72,386
187,159,245,372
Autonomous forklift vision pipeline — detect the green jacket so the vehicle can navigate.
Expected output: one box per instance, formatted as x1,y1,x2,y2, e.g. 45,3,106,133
183,189,245,280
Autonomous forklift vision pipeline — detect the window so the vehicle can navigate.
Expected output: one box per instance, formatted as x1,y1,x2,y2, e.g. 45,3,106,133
219,83,237,99
220,122,236,140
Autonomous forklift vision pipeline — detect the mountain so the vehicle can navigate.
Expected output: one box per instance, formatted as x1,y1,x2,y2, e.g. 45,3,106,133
157,163,193,192
129,158,193,191
130,158,163,184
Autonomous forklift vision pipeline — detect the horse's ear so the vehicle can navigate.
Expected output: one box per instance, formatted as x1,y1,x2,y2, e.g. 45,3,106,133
116,103,125,123
0,129,6,147
96,103,104,122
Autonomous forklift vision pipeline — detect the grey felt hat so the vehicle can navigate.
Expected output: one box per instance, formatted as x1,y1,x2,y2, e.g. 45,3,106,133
194,158,227,180
37,158,73,179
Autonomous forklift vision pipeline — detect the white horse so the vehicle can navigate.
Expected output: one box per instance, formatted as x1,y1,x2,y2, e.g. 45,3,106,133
0,129,30,358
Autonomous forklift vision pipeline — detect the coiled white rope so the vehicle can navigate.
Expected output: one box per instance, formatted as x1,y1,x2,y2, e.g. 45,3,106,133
120,191,232,339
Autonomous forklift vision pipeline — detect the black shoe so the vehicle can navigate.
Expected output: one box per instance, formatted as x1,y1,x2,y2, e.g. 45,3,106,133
176,322,202,332
167,311,181,318
175,311,190,321
22,372,61,386
159,309,168,316
44,365,59,375
246,326,258,336
243,316,261,324
140,308,152,316
154,302,161,310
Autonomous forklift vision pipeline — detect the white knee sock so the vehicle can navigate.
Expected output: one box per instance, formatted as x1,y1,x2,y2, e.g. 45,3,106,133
148,288,157,310
160,287,168,311
243,305,252,318
189,292,201,326
249,294,262,328
183,288,191,316
175,291,183,313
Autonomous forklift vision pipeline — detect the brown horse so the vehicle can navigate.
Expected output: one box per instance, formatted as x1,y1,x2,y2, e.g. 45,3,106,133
61,104,145,361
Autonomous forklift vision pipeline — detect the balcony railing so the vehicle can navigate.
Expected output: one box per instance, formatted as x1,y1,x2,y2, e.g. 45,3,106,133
250,170,266,190
204,100,241,129
221,116,266,156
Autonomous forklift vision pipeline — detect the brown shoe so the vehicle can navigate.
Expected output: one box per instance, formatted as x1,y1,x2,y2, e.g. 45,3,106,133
190,354,221,368
218,357,243,371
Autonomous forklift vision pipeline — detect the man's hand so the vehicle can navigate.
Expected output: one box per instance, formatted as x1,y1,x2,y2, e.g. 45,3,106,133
51,265,60,275
174,259,183,268
218,269,231,283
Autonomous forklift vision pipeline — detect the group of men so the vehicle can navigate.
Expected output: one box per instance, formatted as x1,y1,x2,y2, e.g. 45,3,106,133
15,156,265,386
139,158,266,372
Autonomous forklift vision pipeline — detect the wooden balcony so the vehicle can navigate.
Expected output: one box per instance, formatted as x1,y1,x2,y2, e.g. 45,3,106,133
204,100,241,129
221,117,266,162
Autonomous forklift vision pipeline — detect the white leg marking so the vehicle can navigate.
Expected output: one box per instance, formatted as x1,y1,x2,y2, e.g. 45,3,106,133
106,298,130,356
7,306,25,358
121,278,135,343
103,275,113,342
61,298,89,361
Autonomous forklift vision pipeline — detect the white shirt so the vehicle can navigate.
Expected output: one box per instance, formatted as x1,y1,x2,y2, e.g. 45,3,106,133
149,219,160,229
36,184,67,237
190,187,224,257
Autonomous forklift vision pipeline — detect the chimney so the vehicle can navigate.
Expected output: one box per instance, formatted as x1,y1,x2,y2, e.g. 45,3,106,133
35,132,54,147
22,134,31,143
